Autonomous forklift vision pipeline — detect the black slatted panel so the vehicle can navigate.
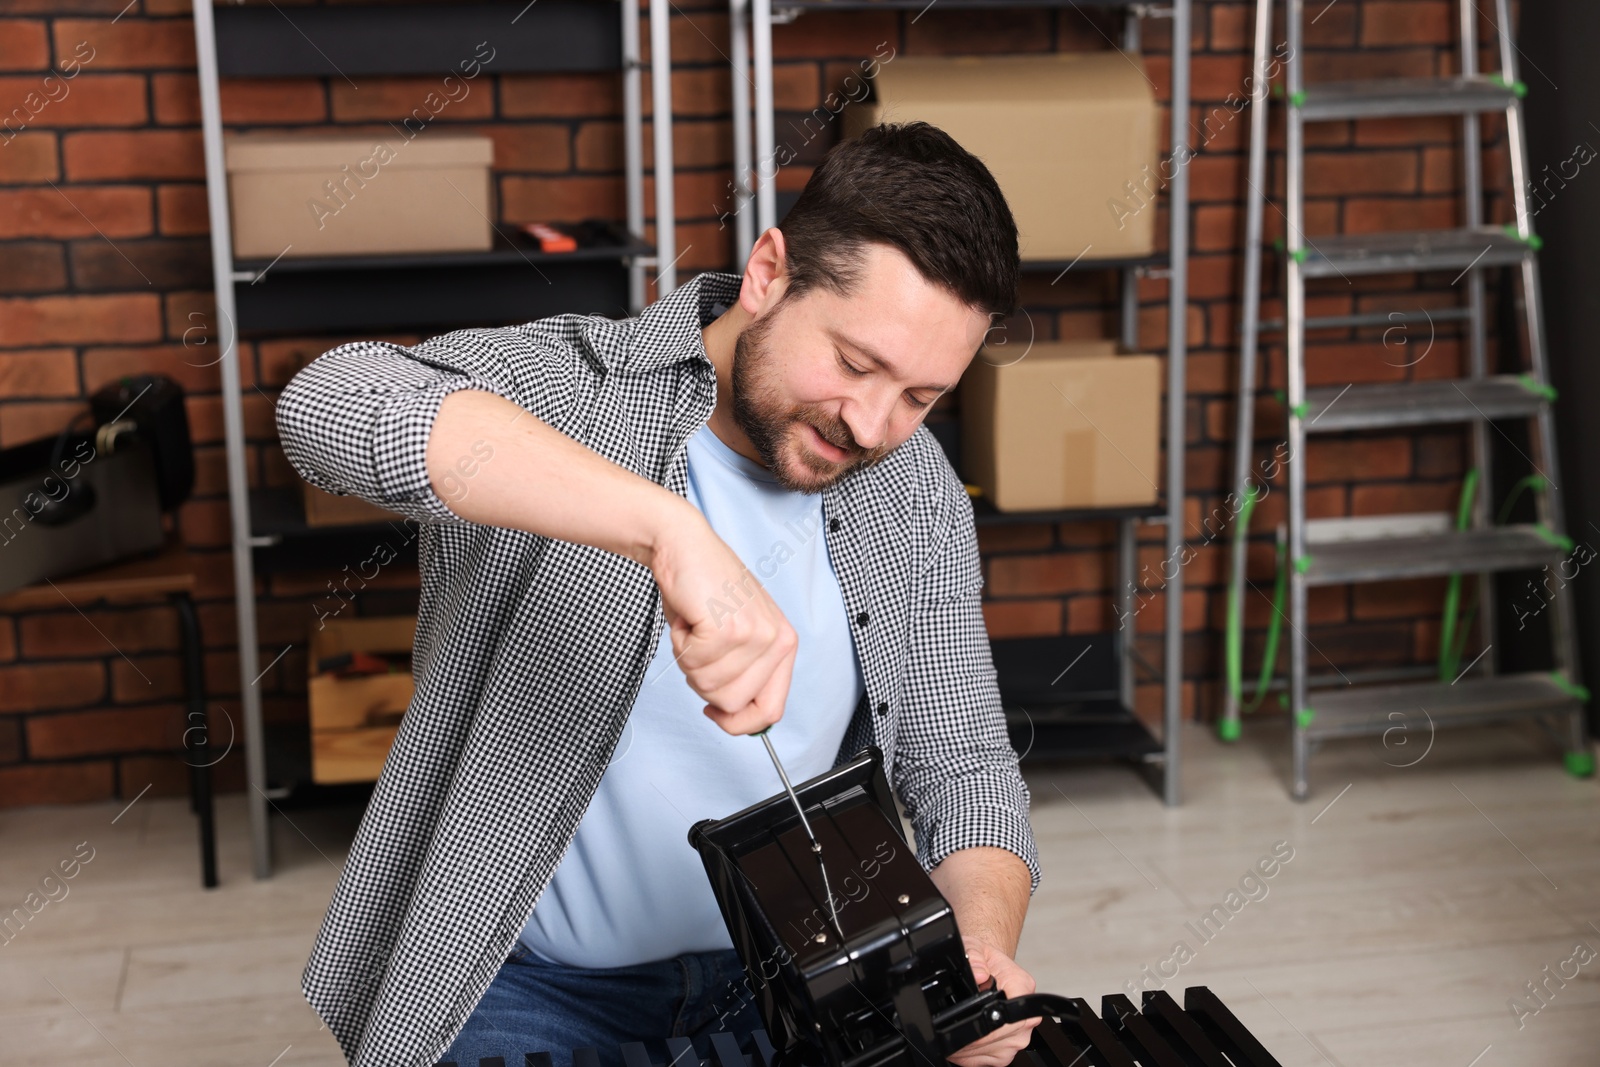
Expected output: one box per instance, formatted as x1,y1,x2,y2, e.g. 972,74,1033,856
751,1030,778,1067
1100,994,1190,1067
1032,1016,1094,1067
619,1042,655,1067
465,988,1285,1067
664,1037,700,1067
1184,987,1286,1067
1141,990,1231,1067
1066,997,1139,1067
708,1032,749,1067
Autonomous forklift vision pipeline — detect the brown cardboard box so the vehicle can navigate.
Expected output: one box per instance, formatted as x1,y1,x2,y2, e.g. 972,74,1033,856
961,340,1161,511
842,53,1160,260
308,615,416,784
224,132,494,259
301,482,407,528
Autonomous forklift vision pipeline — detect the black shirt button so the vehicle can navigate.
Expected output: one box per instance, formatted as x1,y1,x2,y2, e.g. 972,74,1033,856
875,701,889,717
829,518,841,532
855,612,869,627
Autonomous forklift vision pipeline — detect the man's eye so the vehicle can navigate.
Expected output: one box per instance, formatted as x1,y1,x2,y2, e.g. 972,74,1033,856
837,350,868,377
906,393,936,409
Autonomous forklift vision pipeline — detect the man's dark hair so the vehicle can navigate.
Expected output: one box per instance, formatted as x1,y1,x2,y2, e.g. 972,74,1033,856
775,121,1021,323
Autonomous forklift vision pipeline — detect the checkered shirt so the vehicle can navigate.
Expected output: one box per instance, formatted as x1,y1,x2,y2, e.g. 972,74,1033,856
275,269,1038,1067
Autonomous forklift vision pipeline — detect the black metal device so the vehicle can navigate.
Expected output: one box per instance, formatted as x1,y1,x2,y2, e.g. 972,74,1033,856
687,748,1286,1067
432,985,1286,1067
432,745,1287,1067
689,746,991,1067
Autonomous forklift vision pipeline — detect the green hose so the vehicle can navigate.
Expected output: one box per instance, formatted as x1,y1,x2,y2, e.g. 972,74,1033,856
1224,485,1261,712
1223,484,1288,735
1437,468,1479,682
1243,542,1288,716
1437,473,1549,681
1224,466,1554,731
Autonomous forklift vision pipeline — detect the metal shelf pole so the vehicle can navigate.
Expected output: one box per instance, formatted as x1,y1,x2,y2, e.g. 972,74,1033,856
1163,0,1192,806
190,0,272,878
752,0,777,233
624,0,646,311
730,0,756,269
649,0,678,294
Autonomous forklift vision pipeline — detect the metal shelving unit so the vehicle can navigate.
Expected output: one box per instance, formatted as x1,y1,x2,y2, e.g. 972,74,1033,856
190,0,679,877
725,0,1192,804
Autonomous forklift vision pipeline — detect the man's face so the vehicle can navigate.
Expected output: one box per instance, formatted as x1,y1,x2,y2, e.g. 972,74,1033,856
730,242,992,494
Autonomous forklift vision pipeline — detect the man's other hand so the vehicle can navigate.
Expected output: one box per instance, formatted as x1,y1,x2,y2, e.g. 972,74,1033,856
947,938,1039,1067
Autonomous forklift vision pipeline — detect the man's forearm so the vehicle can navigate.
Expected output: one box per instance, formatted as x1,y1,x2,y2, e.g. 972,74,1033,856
928,846,1031,956
426,387,694,568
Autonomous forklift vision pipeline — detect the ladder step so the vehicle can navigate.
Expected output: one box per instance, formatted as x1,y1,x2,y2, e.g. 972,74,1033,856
1297,75,1519,121
1301,227,1533,279
1302,672,1583,739
1258,306,1474,334
1301,525,1566,585
1302,376,1547,433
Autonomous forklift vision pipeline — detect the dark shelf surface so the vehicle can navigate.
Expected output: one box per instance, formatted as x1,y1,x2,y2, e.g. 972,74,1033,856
234,227,654,276
215,1,623,77
990,633,1164,762
233,227,647,334
250,487,422,575
1020,251,1169,275
970,495,1167,526
776,0,1158,9
1006,701,1164,762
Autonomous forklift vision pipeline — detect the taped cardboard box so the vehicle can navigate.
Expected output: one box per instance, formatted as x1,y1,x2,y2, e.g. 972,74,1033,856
224,132,494,258
842,52,1160,260
309,615,416,784
301,481,406,528
961,340,1160,512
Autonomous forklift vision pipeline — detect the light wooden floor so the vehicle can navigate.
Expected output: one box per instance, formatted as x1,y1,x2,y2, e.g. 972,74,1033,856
3,719,1597,1066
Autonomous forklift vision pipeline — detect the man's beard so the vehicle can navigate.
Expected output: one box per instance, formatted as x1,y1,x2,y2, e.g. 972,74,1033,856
730,308,893,494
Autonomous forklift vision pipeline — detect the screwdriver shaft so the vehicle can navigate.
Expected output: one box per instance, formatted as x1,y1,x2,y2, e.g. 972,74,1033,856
759,731,842,938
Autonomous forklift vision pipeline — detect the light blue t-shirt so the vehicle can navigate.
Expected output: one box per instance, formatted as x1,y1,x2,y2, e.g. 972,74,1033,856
518,423,865,968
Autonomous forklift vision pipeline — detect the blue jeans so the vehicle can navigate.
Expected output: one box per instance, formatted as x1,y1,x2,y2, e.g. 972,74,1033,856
436,942,767,1067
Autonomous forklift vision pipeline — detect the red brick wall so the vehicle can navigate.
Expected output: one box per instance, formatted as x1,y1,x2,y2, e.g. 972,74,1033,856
0,0,1508,805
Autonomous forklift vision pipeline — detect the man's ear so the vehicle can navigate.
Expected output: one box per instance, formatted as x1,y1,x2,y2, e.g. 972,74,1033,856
740,227,790,316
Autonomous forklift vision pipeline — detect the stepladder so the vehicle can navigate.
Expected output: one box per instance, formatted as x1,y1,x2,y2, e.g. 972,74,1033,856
1222,0,1594,799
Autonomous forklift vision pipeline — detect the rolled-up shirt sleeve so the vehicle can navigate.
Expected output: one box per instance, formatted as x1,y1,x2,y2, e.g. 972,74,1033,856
275,330,539,526
894,463,1041,891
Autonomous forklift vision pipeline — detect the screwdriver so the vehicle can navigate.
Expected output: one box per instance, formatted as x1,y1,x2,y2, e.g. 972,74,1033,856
756,727,843,939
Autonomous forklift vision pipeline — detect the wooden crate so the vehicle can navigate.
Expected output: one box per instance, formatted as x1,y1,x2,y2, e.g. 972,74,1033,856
309,615,416,784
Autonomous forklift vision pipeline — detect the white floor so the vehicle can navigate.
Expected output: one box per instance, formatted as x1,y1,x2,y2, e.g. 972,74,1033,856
2,719,1597,1066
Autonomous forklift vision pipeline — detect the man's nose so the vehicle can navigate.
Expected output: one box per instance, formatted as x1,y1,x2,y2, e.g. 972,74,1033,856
841,388,896,452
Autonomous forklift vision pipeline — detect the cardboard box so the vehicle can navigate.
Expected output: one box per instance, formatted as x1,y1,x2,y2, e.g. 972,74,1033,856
301,481,407,528
308,615,416,784
224,132,494,259
843,53,1160,260
961,340,1161,512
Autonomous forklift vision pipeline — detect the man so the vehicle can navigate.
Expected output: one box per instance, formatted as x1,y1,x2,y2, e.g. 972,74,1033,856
278,121,1040,1067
